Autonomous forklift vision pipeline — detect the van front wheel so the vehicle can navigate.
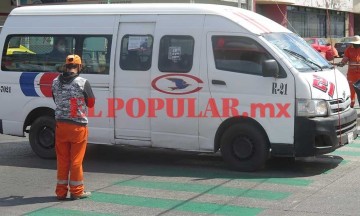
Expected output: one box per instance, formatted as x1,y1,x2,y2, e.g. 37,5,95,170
220,124,269,171
29,116,56,159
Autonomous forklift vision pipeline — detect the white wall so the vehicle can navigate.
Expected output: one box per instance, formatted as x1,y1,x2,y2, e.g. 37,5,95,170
353,0,360,13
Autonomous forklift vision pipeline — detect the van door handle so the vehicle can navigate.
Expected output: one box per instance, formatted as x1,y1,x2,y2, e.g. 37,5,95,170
212,80,226,86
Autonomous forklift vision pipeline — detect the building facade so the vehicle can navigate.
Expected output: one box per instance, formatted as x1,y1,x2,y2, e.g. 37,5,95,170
1,0,359,38
257,0,355,38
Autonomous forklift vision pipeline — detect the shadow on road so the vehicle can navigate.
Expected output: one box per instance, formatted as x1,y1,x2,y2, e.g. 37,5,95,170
83,144,344,179
0,196,58,206
0,140,345,180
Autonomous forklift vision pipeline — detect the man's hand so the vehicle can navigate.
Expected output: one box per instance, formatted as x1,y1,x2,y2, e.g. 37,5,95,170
337,62,345,67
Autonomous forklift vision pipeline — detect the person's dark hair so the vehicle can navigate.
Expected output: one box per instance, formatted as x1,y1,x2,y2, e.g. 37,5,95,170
54,37,66,46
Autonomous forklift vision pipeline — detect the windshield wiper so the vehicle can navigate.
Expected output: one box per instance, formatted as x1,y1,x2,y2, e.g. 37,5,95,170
323,65,335,69
283,49,323,71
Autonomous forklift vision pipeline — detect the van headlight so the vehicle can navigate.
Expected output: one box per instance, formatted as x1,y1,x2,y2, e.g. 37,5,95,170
296,99,328,117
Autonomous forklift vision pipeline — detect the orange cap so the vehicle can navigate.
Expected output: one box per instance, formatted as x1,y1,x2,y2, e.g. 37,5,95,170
66,54,82,65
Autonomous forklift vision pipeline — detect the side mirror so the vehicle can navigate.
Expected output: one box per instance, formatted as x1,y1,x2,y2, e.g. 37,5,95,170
262,59,279,78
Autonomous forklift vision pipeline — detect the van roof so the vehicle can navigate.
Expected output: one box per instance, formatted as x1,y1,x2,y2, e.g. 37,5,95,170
11,3,244,16
9,4,290,34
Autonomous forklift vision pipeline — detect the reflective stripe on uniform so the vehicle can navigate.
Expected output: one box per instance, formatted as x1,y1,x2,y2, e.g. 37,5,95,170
69,180,84,186
57,179,68,185
348,61,360,65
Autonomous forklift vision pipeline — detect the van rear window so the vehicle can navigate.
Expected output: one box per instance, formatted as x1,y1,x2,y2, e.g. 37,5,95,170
1,34,112,75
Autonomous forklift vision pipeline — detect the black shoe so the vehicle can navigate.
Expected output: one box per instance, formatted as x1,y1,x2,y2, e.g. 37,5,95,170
70,191,91,200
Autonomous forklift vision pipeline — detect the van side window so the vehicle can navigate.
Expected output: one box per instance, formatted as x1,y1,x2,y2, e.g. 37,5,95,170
82,36,111,74
212,36,271,76
1,34,112,74
120,35,153,71
1,35,75,72
158,35,194,73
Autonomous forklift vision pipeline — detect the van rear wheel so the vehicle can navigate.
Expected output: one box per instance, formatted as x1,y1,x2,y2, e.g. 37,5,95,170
29,116,56,159
220,123,269,171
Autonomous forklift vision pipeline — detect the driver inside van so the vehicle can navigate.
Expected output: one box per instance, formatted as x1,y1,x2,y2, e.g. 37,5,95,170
48,37,70,70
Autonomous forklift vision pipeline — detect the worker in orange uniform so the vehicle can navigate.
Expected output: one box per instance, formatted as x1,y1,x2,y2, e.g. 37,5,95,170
52,54,95,200
338,35,360,107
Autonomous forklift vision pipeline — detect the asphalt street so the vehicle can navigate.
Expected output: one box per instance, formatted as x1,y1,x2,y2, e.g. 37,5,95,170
2,57,360,216
2,132,360,216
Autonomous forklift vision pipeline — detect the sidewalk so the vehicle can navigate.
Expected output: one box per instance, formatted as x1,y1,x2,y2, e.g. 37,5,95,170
355,98,360,117
354,100,360,130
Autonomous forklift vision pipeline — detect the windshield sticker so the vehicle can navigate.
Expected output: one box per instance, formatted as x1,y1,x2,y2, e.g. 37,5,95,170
168,47,182,63
313,75,335,97
128,36,148,50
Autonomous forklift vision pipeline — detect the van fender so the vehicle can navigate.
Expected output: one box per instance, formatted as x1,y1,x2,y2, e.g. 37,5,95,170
214,116,270,152
22,98,55,132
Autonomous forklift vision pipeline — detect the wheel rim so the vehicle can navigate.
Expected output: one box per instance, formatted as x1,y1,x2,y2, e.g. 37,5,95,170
232,136,254,160
37,126,55,149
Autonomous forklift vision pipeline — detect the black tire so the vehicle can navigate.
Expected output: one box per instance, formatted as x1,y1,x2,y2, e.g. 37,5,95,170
29,116,56,159
220,123,269,171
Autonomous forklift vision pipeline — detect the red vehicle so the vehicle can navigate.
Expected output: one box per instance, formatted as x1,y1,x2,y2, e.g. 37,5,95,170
304,38,332,52
304,37,339,59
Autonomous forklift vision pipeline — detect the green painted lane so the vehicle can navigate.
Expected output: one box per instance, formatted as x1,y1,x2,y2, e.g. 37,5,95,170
90,192,263,216
346,143,360,148
339,160,349,165
333,150,360,157
26,207,117,216
115,180,290,200
242,177,311,186
144,168,312,186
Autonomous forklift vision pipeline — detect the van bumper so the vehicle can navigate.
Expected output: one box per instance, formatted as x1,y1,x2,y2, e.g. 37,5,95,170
293,108,358,157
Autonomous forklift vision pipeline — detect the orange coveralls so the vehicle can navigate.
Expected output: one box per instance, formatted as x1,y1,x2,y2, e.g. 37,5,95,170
52,72,95,199
341,45,360,107
55,122,88,197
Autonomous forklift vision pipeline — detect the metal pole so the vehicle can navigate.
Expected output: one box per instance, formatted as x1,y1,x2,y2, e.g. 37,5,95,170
248,0,253,11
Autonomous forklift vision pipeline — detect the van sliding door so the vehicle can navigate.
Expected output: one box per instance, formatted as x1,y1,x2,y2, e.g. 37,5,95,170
114,19,156,146
150,15,204,151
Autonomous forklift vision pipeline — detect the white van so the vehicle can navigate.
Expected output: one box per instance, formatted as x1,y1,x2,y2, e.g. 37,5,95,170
0,4,357,171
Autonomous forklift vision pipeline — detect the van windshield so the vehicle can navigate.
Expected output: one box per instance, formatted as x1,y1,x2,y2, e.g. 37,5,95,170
263,33,333,72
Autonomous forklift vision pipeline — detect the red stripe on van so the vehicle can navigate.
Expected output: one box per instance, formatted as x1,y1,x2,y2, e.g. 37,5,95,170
232,11,271,33
39,73,59,97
